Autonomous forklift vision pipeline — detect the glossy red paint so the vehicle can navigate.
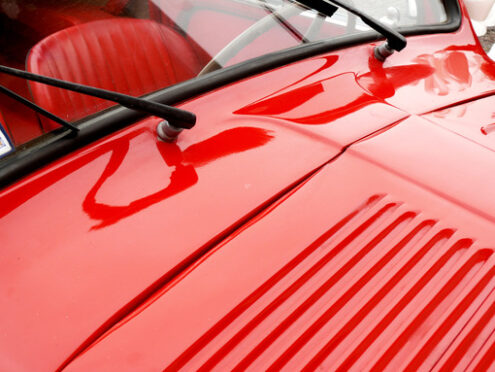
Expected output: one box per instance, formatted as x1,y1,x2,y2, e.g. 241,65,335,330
64,116,495,371
2,1,495,371
0,72,406,370
423,93,495,150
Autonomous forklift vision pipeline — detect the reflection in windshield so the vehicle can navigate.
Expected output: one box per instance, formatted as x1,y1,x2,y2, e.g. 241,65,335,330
351,0,447,27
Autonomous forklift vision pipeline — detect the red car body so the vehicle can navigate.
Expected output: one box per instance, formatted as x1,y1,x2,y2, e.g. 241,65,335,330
1,0,495,370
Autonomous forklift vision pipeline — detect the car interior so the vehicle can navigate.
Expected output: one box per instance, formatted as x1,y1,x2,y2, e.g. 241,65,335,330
1,0,197,145
0,0,287,146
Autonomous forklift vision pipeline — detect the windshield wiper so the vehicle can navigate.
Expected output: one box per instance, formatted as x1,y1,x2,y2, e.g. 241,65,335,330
296,0,407,61
0,64,197,132
260,0,310,43
0,84,79,132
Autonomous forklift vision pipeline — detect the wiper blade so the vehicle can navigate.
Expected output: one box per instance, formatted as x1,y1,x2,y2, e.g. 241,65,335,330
296,0,407,58
299,0,338,19
0,84,79,132
0,65,196,130
260,0,311,43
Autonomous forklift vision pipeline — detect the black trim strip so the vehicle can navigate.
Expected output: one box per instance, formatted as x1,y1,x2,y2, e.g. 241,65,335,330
0,0,461,189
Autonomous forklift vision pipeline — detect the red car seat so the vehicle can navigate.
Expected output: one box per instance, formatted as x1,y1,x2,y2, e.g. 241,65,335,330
27,18,202,129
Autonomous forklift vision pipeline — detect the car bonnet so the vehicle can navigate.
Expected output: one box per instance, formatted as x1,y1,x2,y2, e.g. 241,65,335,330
2,12,495,370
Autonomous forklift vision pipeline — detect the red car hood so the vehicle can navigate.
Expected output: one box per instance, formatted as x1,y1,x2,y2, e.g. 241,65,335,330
2,18,495,370
64,113,495,372
65,99,495,372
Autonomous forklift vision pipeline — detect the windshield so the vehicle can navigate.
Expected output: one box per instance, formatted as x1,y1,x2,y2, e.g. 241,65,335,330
0,0,449,150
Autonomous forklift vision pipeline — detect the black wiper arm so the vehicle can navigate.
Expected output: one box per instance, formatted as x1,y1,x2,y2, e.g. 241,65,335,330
296,0,407,59
0,84,79,132
298,0,338,19
0,64,196,130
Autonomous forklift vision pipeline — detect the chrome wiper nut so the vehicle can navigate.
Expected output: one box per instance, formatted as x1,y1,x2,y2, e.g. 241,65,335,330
374,42,394,62
157,120,183,142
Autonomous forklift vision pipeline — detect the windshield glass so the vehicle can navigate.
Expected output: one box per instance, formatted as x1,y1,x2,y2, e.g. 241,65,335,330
0,0,448,150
